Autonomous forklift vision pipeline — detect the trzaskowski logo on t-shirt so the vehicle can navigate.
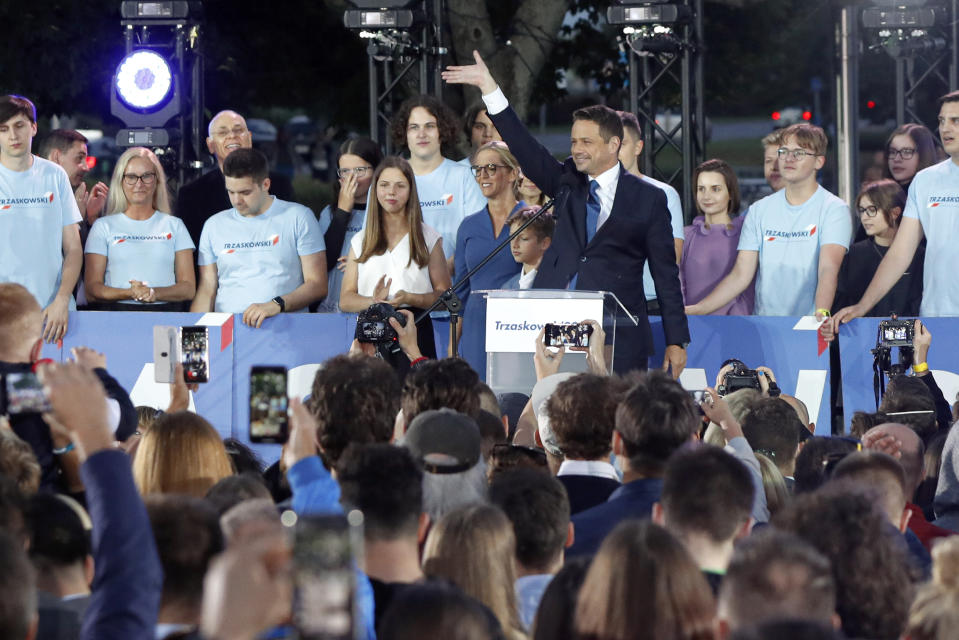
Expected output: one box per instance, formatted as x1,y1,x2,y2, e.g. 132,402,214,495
764,224,817,242
220,234,280,255
927,196,959,208
0,192,54,209
112,233,173,245
420,193,454,208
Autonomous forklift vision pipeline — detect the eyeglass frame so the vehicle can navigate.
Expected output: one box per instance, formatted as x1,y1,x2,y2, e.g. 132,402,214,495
776,147,821,160
470,162,511,177
336,166,373,178
122,172,158,186
857,205,881,217
887,147,917,160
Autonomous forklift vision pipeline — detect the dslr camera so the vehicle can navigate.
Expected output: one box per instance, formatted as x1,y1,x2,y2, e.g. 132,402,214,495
717,359,761,396
877,318,914,348
355,302,407,344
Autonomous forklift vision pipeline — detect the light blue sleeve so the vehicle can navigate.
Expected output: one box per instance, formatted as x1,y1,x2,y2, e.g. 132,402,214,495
725,436,770,523
85,218,109,256
288,456,377,640
197,220,216,267
318,205,332,235
665,185,684,239
737,203,761,251
295,207,326,255
820,198,852,248
171,217,195,252
903,178,920,220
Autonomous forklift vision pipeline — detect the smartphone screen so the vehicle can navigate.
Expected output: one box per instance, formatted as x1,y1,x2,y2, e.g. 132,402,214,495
179,326,209,384
292,514,360,640
249,366,288,443
544,323,592,348
5,372,52,415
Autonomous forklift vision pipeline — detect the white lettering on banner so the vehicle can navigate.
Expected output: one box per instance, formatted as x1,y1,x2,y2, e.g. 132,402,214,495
289,364,320,401
932,370,959,412
129,363,196,412
795,370,827,430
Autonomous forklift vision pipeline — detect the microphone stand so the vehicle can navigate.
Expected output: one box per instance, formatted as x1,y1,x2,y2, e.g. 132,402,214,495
415,192,563,358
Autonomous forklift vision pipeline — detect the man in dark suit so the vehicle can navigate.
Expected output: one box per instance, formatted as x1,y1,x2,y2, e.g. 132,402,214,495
444,52,689,375
175,110,296,248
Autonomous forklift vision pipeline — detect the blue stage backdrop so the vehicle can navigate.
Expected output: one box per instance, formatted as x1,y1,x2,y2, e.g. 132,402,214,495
53,312,959,464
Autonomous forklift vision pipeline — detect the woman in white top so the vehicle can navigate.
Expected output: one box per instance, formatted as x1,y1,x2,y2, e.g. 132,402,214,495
84,147,195,311
340,156,451,358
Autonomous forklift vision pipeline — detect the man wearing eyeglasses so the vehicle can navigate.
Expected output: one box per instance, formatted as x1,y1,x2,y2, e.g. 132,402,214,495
686,123,851,317
832,91,959,327
175,110,296,249
0,95,83,344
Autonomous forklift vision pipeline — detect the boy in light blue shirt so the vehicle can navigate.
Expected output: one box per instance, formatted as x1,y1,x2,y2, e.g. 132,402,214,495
687,123,850,318
192,148,327,327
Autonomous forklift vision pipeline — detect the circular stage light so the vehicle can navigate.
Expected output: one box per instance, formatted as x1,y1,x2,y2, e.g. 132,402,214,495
114,50,173,110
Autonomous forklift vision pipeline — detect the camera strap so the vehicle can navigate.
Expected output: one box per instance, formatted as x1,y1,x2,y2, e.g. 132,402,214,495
872,352,885,410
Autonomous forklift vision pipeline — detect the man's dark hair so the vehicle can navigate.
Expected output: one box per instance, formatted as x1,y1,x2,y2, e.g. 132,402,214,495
390,94,461,150
378,581,502,640
661,445,754,543
572,104,624,144
831,451,907,500
222,147,269,182
489,468,570,573
463,103,487,139
0,529,35,640
728,620,843,640
938,89,959,105
476,410,507,462
310,354,400,467
223,438,265,475
614,371,700,475
146,495,224,607
772,485,916,640
204,473,272,518
0,95,36,124
0,475,27,546
27,493,89,571
39,129,87,159
546,373,624,460
720,528,835,631
531,556,591,640
741,398,803,473
336,444,423,541
401,357,479,427
879,375,937,440
617,110,642,141
793,436,860,493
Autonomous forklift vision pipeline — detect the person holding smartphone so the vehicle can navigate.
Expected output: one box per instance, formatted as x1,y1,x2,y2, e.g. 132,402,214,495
84,147,195,311
339,157,452,360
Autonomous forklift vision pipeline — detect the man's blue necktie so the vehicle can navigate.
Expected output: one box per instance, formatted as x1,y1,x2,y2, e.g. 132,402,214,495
586,179,601,242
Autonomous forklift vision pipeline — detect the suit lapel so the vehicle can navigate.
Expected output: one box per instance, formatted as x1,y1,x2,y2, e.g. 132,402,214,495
584,165,626,250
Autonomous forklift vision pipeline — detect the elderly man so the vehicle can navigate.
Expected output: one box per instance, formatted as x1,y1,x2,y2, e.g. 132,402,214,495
175,110,296,248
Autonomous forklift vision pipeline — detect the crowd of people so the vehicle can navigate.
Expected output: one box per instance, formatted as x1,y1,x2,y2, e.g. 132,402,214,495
1,43,959,640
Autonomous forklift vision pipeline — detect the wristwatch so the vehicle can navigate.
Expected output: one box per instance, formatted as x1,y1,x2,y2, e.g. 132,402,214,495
272,296,286,312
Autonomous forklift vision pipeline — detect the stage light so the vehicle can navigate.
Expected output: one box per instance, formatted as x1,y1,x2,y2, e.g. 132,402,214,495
802,111,812,121
771,111,781,121
608,2,690,25
114,50,173,110
344,9,416,29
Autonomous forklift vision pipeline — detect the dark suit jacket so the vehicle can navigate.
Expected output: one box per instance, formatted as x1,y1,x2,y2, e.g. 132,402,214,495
175,168,296,248
557,474,621,515
567,477,663,557
489,107,689,371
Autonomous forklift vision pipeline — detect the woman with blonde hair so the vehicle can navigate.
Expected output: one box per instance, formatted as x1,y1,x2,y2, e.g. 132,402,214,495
84,146,195,310
904,536,959,640
576,520,715,640
454,140,524,374
422,503,526,640
132,411,233,497
340,156,451,359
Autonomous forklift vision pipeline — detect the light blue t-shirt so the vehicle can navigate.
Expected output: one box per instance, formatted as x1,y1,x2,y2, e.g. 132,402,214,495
415,158,486,261
85,211,194,305
903,158,959,316
316,204,366,313
641,174,684,301
198,198,325,313
739,185,851,316
0,156,82,308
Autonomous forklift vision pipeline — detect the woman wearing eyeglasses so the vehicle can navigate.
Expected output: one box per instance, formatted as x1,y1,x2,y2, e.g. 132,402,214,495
453,141,524,378
884,123,940,192
84,147,195,310
317,137,383,312
834,179,923,316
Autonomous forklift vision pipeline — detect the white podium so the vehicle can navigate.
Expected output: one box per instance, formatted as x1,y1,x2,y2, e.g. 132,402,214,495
479,289,637,394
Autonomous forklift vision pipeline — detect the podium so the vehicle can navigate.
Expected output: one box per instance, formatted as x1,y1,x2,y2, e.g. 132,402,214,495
480,289,638,393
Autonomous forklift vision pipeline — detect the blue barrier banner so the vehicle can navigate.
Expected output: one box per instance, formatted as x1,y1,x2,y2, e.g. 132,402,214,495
835,317,959,422
650,316,833,433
